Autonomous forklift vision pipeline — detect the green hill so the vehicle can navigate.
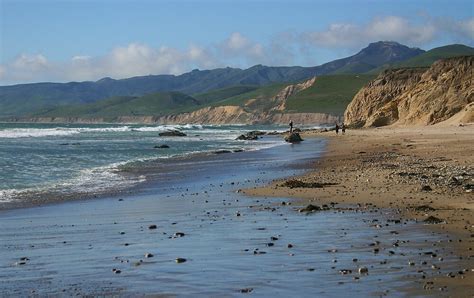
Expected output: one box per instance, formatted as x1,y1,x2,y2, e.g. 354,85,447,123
35,75,374,119
369,44,474,74
207,83,288,108
193,85,259,105
285,74,375,115
38,92,200,118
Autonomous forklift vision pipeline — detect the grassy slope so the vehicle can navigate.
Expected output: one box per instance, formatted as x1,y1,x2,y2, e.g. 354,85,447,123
38,92,199,118
207,83,288,108
192,85,259,105
34,75,375,119
285,74,375,115
368,44,474,74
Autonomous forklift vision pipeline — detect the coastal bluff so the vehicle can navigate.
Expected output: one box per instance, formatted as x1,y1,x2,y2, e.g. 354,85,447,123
344,56,474,127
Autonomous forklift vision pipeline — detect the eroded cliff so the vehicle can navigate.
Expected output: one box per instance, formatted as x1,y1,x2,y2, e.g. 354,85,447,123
344,56,474,127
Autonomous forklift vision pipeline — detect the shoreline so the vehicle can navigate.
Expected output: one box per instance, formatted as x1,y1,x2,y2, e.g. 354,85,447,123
0,138,287,211
245,124,474,295
0,129,470,295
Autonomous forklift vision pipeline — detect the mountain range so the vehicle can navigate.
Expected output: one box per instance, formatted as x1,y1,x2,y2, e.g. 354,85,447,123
1,41,473,120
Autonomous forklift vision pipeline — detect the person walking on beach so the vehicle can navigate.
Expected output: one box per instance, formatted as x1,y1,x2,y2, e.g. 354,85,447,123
289,120,294,133
335,123,339,135
342,123,346,135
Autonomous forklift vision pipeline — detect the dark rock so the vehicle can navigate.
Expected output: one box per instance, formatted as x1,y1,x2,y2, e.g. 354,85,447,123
464,184,474,191
214,150,232,154
233,149,244,153
148,224,157,230
154,144,170,149
281,179,337,189
414,205,436,212
299,204,321,213
173,232,185,237
339,269,352,275
240,288,253,293
236,131,264,140
424,216,444,224
175,258,187,263
284,132,303,143
159,130,187,137
145,253,154,258
421,185,432,192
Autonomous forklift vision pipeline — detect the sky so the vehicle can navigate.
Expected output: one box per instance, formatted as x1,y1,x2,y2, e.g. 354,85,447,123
0,0,473,85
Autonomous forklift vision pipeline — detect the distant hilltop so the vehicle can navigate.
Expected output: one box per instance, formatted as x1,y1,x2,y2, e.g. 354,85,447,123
1,41,473,125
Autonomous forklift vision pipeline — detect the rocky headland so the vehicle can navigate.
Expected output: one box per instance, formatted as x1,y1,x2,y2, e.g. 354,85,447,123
345,56,473,127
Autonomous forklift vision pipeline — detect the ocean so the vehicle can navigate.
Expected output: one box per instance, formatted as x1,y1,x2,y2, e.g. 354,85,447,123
0,122,315,205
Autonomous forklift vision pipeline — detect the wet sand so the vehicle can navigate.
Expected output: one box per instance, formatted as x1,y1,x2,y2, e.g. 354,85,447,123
246,125,474,296
0,137,467,296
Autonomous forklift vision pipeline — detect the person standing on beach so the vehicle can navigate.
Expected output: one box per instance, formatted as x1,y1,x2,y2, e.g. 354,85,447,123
335,123,339,135
342,123,346,135
289,120,294,133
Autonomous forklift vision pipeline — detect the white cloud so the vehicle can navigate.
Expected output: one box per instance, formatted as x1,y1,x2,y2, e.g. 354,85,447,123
303,16,436,48
433,17,474,41
0,14,473,85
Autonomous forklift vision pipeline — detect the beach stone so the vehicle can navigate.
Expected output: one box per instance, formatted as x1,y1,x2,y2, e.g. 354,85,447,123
145,253,154,258
287,244,293,248
236,131,261,140
174,232,185,237
240,288,253,293
214,150,232,154
299,204,321,213
284,132,303,143
175,258,187,263
339,269,352,275
424,216,444,224
148,225,157,230
282,179,336,189
358,267,369,274
159,130,187,137
421,185,433,192
154,144,170,149
414,205,436,212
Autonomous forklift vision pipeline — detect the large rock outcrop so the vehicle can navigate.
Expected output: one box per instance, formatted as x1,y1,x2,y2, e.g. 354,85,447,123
344,56,474,127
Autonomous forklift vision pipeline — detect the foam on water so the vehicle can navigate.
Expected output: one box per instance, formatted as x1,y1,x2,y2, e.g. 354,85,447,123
0,123,289,204
0,124,209,138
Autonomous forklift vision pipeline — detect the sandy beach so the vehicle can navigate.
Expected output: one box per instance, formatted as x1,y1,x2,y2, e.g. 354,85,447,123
1,134,468,296
246,124,474,296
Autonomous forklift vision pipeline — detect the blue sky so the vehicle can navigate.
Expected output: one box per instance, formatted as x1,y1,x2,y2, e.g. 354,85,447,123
1,0,473,84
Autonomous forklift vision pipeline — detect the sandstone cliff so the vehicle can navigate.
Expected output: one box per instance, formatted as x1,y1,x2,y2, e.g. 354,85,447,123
344,56,474,127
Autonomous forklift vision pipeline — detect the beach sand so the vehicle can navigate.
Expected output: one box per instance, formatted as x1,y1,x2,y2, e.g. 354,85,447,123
246,124,474,296
1,128,473,296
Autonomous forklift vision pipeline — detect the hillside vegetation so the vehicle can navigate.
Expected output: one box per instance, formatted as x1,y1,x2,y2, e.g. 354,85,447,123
286,75,375,115
368,44,474,74
39,92,200,118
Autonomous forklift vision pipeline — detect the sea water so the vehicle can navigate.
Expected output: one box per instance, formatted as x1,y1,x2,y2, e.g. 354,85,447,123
0,123,322,204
